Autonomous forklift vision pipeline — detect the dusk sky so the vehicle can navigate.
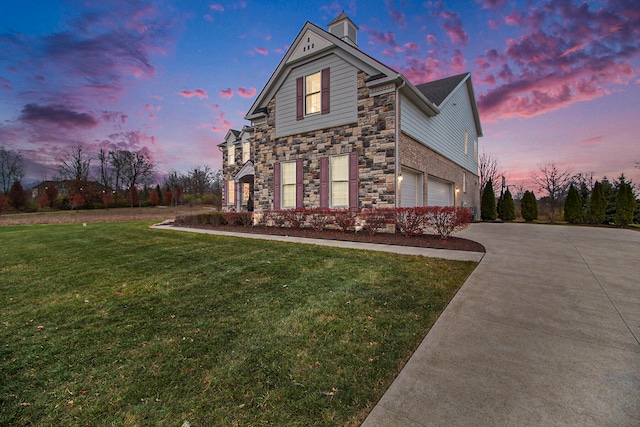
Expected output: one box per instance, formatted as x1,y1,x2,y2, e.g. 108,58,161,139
1,0,639,189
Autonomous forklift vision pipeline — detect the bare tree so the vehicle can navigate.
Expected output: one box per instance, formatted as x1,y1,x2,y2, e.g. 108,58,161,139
98,148,113,190
0,147,24,195
478,150,502,195
58,144,91,193
512,181,526,201
119,150,154,206
531,163,572,222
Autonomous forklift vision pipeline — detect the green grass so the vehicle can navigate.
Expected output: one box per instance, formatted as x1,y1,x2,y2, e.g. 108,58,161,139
0,222,476,426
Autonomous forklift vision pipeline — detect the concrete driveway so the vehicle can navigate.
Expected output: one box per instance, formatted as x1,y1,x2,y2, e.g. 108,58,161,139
363,223,640,426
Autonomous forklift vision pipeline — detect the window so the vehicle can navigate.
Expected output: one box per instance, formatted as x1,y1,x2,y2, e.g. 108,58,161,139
228,144,235,165
242,141,250,163
281,162,296,208
242,183,250,204
474,139,478,162
464,131,468,155
330,155,349,207
305,72,321,115
227,180,235,205
463,171,467,193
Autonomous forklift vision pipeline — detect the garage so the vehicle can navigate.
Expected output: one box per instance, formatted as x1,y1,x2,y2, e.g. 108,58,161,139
427,176,453,206
400,168,422,207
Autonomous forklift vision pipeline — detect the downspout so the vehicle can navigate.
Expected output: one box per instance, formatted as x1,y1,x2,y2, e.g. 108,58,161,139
395,78,406,208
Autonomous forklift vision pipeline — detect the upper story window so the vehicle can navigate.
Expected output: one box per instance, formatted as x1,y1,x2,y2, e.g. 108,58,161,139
305,72,321,115
242,141,250,163
464,131,468,155
228,144,235,166
296,68,329,121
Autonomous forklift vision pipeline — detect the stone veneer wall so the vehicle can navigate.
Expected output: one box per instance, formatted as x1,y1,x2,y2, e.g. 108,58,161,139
252,71,398,211
399,132,480,215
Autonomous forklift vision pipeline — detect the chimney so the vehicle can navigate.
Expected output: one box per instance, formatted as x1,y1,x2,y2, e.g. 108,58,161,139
328,11,358,48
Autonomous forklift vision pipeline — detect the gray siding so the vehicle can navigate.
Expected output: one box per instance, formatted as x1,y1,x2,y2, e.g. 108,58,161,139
401,83,478,173
275,53,358,137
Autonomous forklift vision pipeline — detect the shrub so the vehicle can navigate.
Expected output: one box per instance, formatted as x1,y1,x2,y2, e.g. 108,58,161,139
334,208,359,232
264,210,287,228
0,192,11,215
615,181,636,226
425,207,471,239
7,181,28,211
306,208,333,231
223,212,252,226
394,208,426,237
282,208,306,228
521,191,538,221
361,208,393,236
481,179,497,220
503,188,516,221
589,181,606,224
564,184,583,224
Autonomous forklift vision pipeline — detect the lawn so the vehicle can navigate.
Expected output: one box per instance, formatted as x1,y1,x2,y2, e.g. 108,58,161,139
1,221,477,426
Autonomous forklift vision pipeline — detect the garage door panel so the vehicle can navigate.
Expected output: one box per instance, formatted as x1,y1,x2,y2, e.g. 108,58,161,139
427,177,453,206
401,168,422,207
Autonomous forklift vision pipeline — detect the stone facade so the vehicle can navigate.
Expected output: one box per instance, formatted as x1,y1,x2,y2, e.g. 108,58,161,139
252,71,398,211
399,132,480,215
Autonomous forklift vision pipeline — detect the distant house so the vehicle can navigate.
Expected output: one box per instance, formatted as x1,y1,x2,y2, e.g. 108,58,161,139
220,13,482,217
31,180,110,200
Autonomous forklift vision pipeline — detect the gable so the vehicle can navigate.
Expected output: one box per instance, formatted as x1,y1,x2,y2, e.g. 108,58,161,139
245,21,401,122
288,29,334,63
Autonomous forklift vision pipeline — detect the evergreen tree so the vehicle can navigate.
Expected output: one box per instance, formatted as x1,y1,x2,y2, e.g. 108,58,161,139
589,181,606,224
615,179,636,226
503,188,516,220
521,190,538,221
601,177,616,223
481,179,497,220
564,184,582,224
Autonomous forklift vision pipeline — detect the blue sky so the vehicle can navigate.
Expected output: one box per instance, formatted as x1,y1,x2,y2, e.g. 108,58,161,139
1,0,639,188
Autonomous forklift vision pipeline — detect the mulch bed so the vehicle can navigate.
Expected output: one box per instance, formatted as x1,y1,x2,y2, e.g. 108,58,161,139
179,224,486,253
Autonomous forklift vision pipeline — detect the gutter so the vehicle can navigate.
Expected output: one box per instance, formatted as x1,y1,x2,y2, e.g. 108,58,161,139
395,78,406,208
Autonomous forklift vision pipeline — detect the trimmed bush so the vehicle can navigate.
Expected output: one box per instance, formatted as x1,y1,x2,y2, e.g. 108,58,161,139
481,179,497,220
361,208,393,236
521,190,538,221
333,208,359,232
615,181,636,226
503,188,516,221
564,184,583,224
306,208,333,231
424,207,472,239
589,181,606,224
394,207,426,237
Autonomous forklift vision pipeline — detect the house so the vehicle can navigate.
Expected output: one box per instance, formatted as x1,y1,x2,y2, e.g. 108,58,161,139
31,180,110,202
220,13,482,217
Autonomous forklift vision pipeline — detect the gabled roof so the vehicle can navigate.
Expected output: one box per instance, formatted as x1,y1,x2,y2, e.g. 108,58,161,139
244,16,482,133
417,72,483,136
218,129,241,147
245,20,439,120
416,73,468,106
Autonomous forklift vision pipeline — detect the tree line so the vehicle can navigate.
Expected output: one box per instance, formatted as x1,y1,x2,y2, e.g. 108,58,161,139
480,157,639,226
0,145,223,214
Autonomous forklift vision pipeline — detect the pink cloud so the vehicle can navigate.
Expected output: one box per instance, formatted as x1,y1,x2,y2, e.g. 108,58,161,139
255,47,268,55
264,34,271,41
473,0,640,121
210,4,224,12
179,88,208,99
203,14,213,22
219,88,234,99
385,0,407,29
237,87,256,98
0,76,11,91
440,11,469,46
404,42,419,51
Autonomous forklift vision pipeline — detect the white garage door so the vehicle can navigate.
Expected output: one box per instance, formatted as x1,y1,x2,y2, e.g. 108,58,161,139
400,168,422,207
427,176,453,206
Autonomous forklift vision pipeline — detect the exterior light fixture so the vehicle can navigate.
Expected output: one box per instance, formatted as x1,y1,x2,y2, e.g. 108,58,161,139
398,174,403,182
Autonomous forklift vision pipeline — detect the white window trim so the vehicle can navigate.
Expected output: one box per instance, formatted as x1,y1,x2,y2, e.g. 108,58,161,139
330,155,349,208
305,71,321,116
464,131,468,155
242,141,250,163
281,161,296,209
228,144,235,166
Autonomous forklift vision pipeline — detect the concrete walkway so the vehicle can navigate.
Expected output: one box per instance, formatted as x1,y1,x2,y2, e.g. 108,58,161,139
362,223,640,426
152,225,485,262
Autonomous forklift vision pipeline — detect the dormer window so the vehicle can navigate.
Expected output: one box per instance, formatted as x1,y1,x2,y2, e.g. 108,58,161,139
296,68,330,120
305,72,321,115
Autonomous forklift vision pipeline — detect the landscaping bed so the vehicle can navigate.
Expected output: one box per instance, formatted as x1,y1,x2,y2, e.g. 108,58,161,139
181,224,486,253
